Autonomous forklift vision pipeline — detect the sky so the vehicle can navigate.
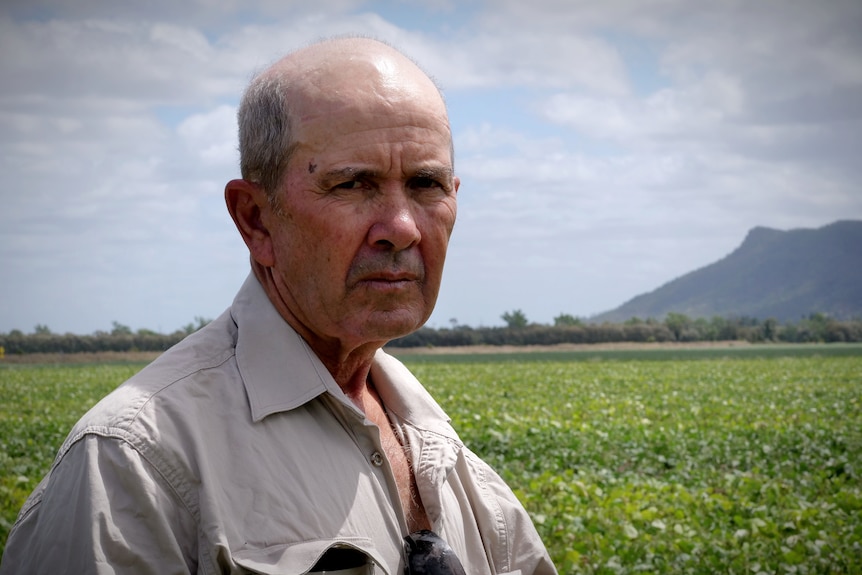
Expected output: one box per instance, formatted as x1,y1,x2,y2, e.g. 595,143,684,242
1,0,861,335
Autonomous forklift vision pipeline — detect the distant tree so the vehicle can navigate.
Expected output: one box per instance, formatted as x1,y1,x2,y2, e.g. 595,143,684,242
111,321,133,336
763,318,778,341
182,316,213,335
502,309,528,329
554,313,582,327
690,317,709,340
33,324,51,335
664,312,691,341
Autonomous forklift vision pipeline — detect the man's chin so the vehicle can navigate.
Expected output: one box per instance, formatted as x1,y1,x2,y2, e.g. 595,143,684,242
358,309,428,342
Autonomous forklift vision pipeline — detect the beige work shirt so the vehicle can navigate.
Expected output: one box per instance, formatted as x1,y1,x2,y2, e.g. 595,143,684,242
1,274,556,575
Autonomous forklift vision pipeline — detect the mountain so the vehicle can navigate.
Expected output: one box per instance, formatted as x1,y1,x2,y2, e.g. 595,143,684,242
592,220,862,323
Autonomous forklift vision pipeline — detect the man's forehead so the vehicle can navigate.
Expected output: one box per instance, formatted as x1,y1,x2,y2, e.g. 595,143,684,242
297,64,439,118
286,54,448,141
277,38,416,75
260,38,454,165
266,39,444,117
292,92,449,132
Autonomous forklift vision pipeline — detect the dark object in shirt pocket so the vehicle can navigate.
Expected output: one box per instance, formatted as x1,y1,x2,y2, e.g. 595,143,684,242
403,530,466,575
233,538,379,575
310,547,370,572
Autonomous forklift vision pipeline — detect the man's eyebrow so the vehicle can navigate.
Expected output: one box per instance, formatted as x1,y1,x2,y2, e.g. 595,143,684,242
411,166,454,180
321,167,379,181
321,166,454,181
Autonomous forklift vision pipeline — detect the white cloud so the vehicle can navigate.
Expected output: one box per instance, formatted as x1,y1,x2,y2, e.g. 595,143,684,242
541,71,745,145
0,18,233,107
177,105,238,167
439,32,630,95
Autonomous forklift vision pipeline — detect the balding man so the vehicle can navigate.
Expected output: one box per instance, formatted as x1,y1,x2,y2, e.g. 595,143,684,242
0,38,556,575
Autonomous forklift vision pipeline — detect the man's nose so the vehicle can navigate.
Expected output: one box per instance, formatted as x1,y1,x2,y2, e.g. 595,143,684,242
367,189,421,251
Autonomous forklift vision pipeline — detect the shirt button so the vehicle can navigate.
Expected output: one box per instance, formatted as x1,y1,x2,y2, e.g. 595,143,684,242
370,451,384,467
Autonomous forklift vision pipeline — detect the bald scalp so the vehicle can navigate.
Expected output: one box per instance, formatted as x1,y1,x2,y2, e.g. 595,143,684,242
237,37,452,198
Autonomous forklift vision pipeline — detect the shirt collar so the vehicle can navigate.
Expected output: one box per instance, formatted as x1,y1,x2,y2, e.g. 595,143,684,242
369,349,457,439
370,349,464,521
230,273,458,444
231,273,341,422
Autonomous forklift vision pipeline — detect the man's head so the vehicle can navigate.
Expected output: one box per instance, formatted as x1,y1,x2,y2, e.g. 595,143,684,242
237,38,453,200
225,37,459,358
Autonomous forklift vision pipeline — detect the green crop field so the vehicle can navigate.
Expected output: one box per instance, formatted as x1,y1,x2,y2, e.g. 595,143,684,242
1,348,861,573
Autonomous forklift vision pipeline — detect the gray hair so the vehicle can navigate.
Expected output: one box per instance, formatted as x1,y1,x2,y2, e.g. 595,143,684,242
237,71,295,198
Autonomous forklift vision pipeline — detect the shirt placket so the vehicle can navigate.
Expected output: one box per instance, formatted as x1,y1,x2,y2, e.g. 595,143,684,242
321,394,412,537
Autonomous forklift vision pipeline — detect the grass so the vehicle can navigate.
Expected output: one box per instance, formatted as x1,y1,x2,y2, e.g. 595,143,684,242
1,347,861,573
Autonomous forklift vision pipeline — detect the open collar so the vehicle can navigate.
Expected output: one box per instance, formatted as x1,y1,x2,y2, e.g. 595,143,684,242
230,273,460,449
229,273,464,522
231,274,345,422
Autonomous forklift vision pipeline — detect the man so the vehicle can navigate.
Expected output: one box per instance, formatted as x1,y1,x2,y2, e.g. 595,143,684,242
1,38,556,574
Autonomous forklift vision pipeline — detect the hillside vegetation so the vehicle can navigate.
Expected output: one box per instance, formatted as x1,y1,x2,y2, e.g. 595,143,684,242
3,221,860,354
593,220,862,323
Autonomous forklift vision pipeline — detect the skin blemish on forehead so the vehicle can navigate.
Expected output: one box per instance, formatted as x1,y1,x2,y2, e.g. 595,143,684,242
308,161,317,174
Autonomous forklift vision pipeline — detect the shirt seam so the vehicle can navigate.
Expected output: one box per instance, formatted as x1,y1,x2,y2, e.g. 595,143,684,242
468,449,512,573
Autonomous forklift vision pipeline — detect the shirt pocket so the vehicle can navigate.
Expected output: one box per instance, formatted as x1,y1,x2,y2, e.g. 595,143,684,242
232,538,391,575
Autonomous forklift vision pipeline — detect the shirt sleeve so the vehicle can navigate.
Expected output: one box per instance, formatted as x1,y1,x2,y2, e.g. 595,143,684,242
461,449,559,575
0,434,198,575
484,469,558,575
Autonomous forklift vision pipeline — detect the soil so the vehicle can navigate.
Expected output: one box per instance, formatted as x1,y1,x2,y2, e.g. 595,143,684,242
383,340,752,356
1,341,753,364
0,351,163,364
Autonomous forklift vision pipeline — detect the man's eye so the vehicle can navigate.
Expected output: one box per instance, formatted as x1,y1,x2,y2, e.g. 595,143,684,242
333,180,363,190
411,177,441,189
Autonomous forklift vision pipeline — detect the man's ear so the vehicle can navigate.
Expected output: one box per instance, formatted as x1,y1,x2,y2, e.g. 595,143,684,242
225,179,275,268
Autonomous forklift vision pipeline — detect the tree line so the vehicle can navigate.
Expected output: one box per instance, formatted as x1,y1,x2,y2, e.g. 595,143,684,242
0,318,210,355
388,311,862,348
1,312,861,356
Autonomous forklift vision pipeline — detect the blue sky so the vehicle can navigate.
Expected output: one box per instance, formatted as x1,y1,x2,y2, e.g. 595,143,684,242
1,0,861,334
